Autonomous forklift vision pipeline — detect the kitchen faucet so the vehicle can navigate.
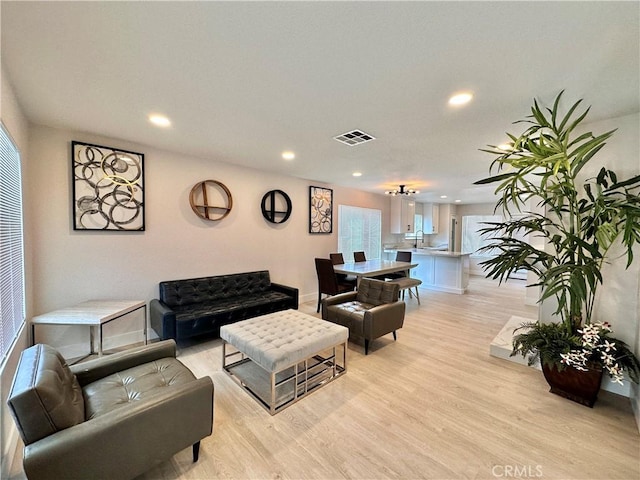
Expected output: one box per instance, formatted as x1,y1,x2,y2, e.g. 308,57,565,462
414,230,424,249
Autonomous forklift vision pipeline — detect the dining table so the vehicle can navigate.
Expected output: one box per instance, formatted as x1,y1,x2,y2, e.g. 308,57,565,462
333,259,418,286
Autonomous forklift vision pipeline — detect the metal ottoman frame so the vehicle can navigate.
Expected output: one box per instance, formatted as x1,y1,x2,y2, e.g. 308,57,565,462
222,339,347,415
220,310,348,415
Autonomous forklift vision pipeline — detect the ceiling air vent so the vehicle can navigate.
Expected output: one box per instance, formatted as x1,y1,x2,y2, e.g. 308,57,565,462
333,129,376,146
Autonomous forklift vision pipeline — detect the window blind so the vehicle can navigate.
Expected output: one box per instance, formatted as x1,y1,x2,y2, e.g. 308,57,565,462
0,123,25,362
337,205,382,261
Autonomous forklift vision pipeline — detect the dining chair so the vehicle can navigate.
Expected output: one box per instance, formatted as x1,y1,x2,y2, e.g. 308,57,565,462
353,251,366,262
384,251,412,280
330,253,358,286
396,250,412,263
329,252,345,265
315,258,356,313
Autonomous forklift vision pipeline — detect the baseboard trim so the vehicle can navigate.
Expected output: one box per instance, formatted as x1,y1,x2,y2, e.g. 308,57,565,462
57,330,146,360
300,292,317,305
631,383,640,433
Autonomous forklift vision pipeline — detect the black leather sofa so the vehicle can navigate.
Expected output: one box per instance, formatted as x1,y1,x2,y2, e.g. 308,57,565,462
150,270,298,342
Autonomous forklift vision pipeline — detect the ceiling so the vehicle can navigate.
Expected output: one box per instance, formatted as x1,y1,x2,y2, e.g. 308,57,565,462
2,1,639,204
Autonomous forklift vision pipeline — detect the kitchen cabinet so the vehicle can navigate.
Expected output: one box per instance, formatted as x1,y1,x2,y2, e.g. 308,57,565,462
385,249,470,294
413,254,435,285
390,197,415,233
423,203,439,234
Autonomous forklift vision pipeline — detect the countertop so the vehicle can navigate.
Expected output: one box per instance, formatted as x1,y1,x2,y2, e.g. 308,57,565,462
384,248,471,258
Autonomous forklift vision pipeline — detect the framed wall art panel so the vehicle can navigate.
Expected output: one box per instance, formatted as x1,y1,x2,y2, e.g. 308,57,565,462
309,186,333,234
72,141,145,231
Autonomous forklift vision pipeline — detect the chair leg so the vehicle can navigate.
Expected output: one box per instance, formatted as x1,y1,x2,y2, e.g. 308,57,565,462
414,287,421,305
393,331,397,341
193,441,201,462
364,339,370,355
317,292,321,313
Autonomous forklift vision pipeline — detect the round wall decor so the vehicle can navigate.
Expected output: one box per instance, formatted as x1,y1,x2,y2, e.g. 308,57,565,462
261,189,292,224
189,180,233,221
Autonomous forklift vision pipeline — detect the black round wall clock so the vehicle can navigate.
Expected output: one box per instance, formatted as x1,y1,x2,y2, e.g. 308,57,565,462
261,189,292,224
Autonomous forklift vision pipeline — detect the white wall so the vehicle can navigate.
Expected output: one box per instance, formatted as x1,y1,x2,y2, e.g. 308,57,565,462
454,202,497,275
26,124,393,352
580,112,640,402
540,112,640,397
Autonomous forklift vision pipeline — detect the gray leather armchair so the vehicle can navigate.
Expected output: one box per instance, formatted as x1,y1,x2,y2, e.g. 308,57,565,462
322,278,406,354
7,340,214,480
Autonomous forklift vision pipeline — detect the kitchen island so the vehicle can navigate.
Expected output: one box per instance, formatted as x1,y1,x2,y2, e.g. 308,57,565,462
384,248,470,294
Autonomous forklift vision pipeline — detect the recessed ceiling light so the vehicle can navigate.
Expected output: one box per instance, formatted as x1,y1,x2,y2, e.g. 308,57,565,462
440,195,448,199
148,114,171,127
282,151,295,160
455,199,462,203
352,172,362,177
448,92,473,106
498,143,512,151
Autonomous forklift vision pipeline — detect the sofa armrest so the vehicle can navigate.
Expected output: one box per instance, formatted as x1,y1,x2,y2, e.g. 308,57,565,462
22,376,214,480
70,340,177,386
270,282,299,308
150,298,176,341
321,291,358,319
363,301,406,338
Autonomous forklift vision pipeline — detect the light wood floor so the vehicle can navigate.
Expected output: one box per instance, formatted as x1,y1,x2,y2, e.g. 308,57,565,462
11,277,640,479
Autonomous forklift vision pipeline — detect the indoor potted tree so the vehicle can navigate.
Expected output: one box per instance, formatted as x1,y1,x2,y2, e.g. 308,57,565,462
474,91,640,407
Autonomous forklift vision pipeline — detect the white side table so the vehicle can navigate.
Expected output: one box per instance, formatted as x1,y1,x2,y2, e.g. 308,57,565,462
31,300,147,357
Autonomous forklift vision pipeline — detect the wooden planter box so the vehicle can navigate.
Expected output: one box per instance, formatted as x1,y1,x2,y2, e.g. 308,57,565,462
542,362,604,407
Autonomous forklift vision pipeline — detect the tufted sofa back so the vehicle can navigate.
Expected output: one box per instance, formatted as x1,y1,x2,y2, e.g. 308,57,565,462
159,270,273,307
356,278,399,306
7,344,85,445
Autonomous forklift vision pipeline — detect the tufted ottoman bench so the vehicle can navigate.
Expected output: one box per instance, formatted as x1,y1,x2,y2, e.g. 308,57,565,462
221,309,348,414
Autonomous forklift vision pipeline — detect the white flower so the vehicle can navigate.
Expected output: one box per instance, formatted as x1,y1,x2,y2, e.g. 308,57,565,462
560,323,631,385
601,352,615,365
602,340,616,352
609,364,623,376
